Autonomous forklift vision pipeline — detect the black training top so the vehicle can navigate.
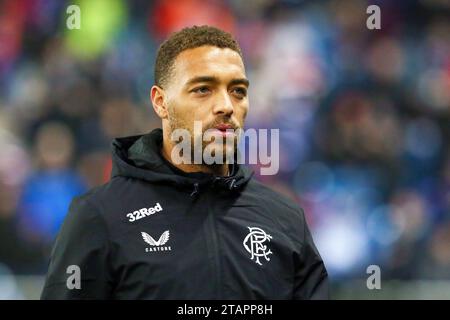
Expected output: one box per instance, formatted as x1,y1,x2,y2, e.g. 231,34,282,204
40,128,329,299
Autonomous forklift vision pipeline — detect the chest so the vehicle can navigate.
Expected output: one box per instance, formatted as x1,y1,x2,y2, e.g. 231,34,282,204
107,197,299,299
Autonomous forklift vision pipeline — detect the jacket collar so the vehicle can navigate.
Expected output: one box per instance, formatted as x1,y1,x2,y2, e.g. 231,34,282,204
110,128,253,195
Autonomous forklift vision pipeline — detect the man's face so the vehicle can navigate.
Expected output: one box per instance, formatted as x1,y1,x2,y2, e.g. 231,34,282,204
162,45,249,162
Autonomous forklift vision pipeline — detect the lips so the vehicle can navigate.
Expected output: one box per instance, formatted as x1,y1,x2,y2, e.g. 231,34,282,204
214,123,234,131
211,123,236,138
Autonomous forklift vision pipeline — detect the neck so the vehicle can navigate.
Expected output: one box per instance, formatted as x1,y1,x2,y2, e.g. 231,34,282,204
161,139,229,177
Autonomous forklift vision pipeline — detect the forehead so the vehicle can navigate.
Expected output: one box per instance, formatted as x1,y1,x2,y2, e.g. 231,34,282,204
171,46,246,84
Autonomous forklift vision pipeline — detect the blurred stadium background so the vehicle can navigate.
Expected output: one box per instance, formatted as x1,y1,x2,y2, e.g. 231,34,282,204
0,0,449,299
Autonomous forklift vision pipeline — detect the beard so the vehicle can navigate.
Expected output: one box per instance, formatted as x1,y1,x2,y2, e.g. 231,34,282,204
167,107,241,165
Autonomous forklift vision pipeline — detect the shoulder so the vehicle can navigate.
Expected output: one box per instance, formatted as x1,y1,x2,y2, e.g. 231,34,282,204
70,176,132,213
246,179,302,211
63,189,108,237
65,178,127,230
53,184,113,251
66,176,155,234
239,179,314,247
243,179,307,225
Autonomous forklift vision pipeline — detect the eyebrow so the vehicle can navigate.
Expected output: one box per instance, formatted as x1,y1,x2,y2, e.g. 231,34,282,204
185,76,250,88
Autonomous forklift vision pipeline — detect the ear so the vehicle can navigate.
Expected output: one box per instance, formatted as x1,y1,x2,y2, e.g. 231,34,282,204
150,85,168,119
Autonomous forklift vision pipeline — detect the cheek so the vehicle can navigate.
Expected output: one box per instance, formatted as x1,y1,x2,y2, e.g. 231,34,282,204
235,102,249,122
167,99,202,134
168,98,192,121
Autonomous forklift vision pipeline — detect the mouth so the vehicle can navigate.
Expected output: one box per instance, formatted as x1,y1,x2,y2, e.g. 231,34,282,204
215,123,234,131
212,123,236,137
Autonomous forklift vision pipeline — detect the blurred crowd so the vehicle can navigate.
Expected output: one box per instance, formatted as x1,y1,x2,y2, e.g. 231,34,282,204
0,0,449,286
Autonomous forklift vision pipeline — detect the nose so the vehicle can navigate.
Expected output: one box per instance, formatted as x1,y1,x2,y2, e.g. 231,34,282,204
212,90,234,116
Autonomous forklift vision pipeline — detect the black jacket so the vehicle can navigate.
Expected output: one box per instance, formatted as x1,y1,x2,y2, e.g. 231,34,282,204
41,128,329,299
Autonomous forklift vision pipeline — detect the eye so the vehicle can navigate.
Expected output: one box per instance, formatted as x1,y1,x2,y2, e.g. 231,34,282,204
192,86,211,95
231,87,247,98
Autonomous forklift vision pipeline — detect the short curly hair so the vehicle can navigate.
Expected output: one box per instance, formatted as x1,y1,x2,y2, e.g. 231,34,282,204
154,25,243,88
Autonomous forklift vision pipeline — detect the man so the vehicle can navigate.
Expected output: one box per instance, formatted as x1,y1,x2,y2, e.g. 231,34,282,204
41,25,329,299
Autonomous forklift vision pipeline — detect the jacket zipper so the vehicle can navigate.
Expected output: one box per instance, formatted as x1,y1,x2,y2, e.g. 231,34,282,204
205,190,222,299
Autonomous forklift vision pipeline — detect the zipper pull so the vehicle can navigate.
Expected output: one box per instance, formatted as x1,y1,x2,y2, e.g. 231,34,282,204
190,183,199,197
229,178,237,190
